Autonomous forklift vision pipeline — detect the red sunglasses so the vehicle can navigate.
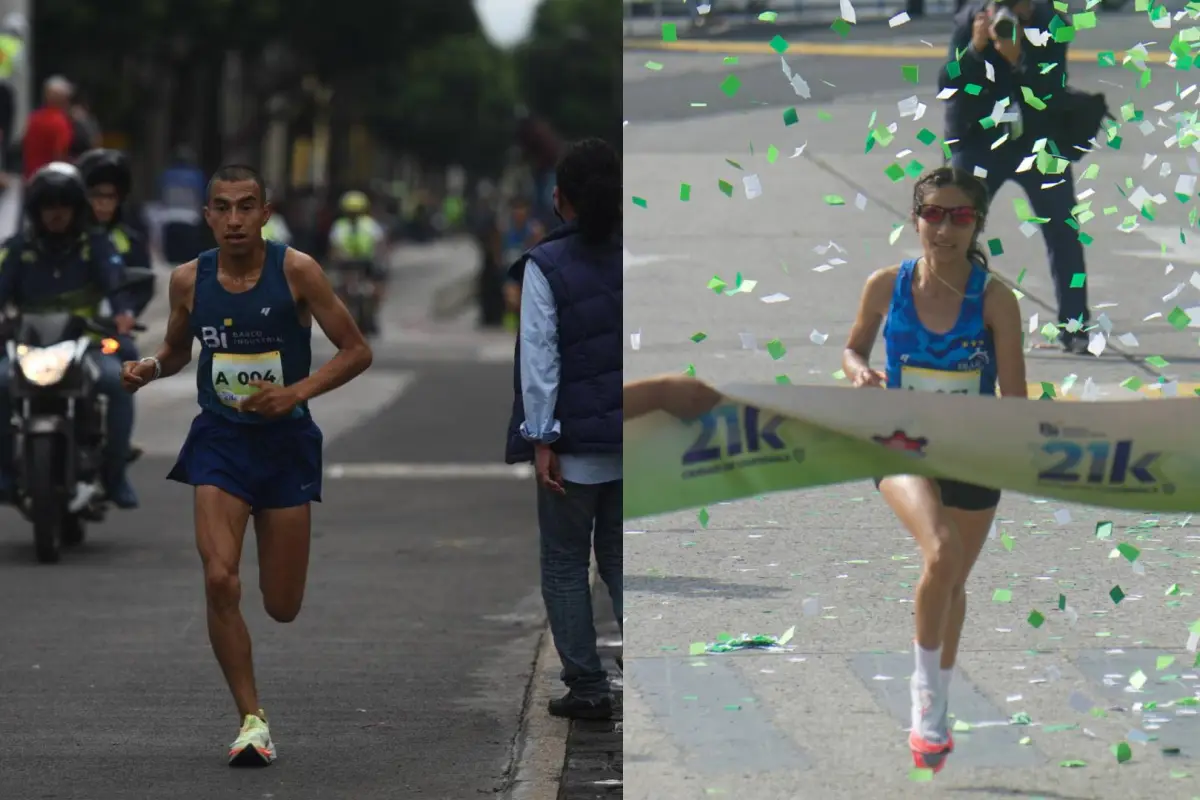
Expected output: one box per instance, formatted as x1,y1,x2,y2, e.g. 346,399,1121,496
916,204,979,226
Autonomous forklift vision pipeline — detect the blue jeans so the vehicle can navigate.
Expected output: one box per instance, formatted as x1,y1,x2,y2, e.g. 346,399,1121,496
537,479,623,700
950,146,1089,326
0,353,134,491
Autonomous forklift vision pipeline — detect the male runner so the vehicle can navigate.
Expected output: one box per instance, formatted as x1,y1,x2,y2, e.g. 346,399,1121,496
121,164,373,766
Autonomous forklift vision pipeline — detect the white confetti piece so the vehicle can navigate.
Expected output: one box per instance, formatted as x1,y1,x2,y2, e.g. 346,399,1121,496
738,332,757,350
809,329,828,345
889,11,910,26
1087,332,1106,356
743,173,763,200
780,57,811,99
855,193,868,210
630,331,641,351
1054,509,1072,524
839,0,857,23
761,292,790,303
1117,332,1139,347
790,143,808,158
802,597,820,617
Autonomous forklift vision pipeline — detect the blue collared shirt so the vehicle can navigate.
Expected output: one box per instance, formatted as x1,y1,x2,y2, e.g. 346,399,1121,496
518,258,622,485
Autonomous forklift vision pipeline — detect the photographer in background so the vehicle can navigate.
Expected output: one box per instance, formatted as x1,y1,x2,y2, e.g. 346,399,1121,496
939,0,1090,354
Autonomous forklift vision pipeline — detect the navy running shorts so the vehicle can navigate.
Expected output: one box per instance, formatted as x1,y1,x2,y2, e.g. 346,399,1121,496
167,410,324,510
873,476,1000,511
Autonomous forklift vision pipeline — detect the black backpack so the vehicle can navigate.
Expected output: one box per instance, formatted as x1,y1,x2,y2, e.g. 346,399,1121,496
1055,88,1115,162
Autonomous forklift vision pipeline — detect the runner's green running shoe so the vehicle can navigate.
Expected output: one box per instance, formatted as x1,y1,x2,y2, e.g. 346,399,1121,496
229,709,276,766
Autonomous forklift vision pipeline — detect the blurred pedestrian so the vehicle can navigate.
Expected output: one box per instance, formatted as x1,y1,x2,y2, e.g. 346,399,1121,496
504,137,623,720
158,145,205,264
67,93,101,159
23,76,75,180
500,195,544,332
515,113,562,229
0,12,28,173
470,180,506,328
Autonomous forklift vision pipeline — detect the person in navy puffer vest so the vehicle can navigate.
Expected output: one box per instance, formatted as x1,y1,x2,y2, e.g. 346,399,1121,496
504,138,623,721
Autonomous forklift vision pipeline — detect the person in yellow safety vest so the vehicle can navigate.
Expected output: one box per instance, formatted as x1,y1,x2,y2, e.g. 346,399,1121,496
0,13,27,82
261,189,292,244
329,190,387,335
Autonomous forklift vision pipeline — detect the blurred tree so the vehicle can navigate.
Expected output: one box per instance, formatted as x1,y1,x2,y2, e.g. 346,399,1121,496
515,0,622,147
365,33,518,177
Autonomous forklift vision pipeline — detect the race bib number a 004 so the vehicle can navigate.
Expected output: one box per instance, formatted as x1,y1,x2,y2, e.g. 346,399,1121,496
212,351,283,408
900,365,980,395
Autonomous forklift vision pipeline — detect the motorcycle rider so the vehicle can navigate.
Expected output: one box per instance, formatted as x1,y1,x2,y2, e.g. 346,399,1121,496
76,148,153,362
0,162,139,507
329,189,386,335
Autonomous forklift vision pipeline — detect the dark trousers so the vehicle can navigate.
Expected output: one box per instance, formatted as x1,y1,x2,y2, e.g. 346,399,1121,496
536,479,623,700
951,144,1089,326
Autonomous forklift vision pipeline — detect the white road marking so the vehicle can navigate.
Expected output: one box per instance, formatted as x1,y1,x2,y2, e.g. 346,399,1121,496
325,462,534,480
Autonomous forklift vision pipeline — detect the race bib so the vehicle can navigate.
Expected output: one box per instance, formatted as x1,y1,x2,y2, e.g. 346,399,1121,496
900,365,980,396
212,351,283,408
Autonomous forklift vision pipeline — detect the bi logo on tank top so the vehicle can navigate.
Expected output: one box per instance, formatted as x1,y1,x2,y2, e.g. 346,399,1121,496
200,316,285,408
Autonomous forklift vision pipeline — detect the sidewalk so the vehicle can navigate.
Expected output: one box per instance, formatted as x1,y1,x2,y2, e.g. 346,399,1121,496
622,0,957,42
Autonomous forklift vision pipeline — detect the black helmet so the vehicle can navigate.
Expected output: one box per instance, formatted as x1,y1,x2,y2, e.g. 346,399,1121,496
77,148,132,198
25,162,88,232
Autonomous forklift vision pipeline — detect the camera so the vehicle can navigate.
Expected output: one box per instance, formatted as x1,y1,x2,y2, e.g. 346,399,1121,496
991,4,1019,39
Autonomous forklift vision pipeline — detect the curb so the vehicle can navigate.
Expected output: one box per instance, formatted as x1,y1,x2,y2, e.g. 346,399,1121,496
506,626,572,800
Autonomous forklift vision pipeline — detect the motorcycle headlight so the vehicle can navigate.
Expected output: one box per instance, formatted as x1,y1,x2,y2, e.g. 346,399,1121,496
17,341,77,387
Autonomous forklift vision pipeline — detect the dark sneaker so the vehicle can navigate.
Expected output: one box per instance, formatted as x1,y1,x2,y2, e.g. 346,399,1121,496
1061,331,1091,355
548,692,613,720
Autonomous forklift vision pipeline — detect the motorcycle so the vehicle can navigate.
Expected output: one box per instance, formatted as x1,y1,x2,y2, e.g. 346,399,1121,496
329,258,378,336
2,268,153,564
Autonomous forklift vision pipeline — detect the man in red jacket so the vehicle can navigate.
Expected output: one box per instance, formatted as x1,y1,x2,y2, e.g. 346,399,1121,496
23,76,75,179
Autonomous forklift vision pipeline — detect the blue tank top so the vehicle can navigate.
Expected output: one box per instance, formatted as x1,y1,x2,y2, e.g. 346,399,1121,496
883,258,997,396
192,240,313,424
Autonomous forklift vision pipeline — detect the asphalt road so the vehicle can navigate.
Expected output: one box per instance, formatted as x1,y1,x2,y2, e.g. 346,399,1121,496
624,15,1200,800
0,254,539,799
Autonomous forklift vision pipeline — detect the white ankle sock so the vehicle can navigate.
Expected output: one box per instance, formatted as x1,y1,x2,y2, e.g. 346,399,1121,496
914,641,941,687
940,666,954,692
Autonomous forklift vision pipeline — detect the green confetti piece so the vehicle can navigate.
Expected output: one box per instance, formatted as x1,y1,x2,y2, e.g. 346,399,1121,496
904,160,924,178
783,107,799,126
1167,306,1192,329
722,56,738,64
698,508,710,527
719,75,742,97
1095,521,1113,539
1120,377,1143,391
1069,272,1086,288
988,238,1004,256
916,128,937,145
690,332,707,343
1028,610,1046,628
766,339,787,360
830,17,852,37
662,22,678,41
1110,585,1126,605
758,10,778,21
908,767,934,782
1097,50,1116,66
766,145,779,163
684,364,696,377
707,276,728,294
1112,742,1132,763
725,158,743,170
1166,583,1181,596
1145,355,1169,368
1059,760,1087,768
769,34,789,54
774,374,791,385
689,641,706,655
1058,593,1066,611
824,195,846,206
1074,10,1097,28
884,163,906,182
946,60,961,80
1000,532,1014,551
644,61,664,71
1157,655,1175,670
680,183,692,202
901,64,920,84
632,196,648,209
1117,542,1140,562
993,588,1013,603
718,180,733,197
